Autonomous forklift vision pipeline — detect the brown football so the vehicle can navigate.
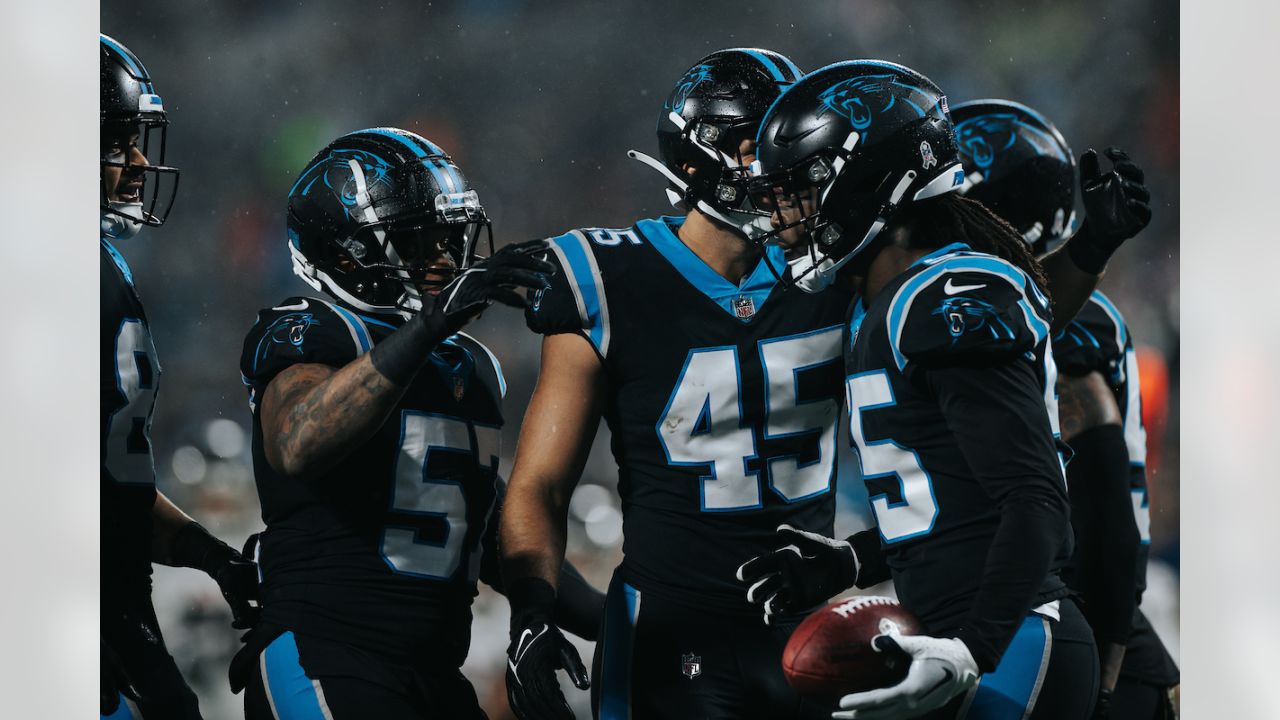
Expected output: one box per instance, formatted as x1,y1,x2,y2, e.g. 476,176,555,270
782,595,922,706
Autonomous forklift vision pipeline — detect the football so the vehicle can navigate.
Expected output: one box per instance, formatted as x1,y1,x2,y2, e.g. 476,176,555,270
782,595,923,706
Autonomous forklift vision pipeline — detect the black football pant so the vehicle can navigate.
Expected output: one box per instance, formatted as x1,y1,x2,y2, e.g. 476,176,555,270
101,596,202,719
591,572,828,720
1113,608,1179,720
926,598,1099,720
243,630,487,720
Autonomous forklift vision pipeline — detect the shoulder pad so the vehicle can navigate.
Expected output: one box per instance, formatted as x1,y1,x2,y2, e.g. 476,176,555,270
1053,291,1128,379
451,332,507,401
240,296,370,392
524,229,611,357
887,254,1051,369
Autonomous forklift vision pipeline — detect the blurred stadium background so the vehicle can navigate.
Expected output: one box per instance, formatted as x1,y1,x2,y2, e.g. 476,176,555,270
101,1,1178,717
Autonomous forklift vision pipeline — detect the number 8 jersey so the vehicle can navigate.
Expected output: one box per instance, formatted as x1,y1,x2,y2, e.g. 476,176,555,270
102,238,162,593
526,216,850,614
240,298,505,665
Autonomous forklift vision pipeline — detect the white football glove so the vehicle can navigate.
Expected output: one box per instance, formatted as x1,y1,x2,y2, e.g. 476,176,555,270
832,634,979,720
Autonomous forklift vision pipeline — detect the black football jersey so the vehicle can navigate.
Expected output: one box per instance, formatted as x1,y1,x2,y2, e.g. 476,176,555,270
844,243,1072,635
240,297,505,665
526,216,850,614
1054,291,1151,598
101,239,161,595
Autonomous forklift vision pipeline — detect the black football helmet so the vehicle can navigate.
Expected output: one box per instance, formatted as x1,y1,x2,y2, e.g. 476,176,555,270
951,99,1076,254
749,60,965,291
628,48,803,235
287,127,493,317
100,34,179,236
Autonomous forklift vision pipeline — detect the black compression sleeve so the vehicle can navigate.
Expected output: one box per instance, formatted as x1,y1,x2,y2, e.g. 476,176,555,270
368,300,450,387
927,361,1072,672
1065,424,1140,644
553,562,605,641
848,528,892,588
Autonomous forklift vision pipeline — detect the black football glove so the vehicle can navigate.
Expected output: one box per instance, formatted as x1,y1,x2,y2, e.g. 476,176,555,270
213,550,262,630
171,522,261,629
437,239,554,332
1069,147,1152,274
735,524,860,625
506,578,590,720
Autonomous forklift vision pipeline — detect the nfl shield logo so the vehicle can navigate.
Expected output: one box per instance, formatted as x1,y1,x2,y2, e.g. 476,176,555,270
681,652,702,679
452,375,466,401
733,295,756,319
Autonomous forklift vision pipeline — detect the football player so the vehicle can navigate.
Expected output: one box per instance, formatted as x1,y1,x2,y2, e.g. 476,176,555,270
736,60,1147,719
233,128,603,720
951,99,1178,719
499,48,847,720
101,33,260,720
498,49,1146,720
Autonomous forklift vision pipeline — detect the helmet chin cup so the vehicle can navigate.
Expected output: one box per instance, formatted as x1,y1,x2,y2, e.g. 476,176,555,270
101,201,145,241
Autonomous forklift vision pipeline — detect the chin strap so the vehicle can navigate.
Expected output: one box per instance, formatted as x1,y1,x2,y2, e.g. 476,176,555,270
101,202,145,241
627,149,767,239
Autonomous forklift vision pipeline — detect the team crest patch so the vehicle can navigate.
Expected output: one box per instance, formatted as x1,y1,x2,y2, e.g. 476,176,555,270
920,140,937,170
733,295,756,319
452,375,466,401
681,652,702,679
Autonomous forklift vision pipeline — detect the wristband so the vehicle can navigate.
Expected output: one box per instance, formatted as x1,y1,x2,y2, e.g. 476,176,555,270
1066,222,1112,275
368,300,449,387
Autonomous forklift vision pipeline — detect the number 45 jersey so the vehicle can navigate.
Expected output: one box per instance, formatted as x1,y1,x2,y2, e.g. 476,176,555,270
844,243,1073,636
240,298,505,666
527,216,850,614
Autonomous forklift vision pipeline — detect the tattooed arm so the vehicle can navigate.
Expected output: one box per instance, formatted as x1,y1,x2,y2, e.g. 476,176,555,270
260,356,408,480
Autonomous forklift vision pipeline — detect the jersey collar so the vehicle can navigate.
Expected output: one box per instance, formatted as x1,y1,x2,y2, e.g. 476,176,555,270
635,216,788,322
910,242,971,269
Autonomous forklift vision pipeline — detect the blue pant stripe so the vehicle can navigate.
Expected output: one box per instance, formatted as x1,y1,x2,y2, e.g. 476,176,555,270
262,632,329,720
101,692,136,720
966,616,1051,720
598,575,640,720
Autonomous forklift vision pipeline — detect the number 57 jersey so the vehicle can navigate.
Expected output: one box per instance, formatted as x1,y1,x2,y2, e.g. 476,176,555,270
240,298,505,666
527,216,851,614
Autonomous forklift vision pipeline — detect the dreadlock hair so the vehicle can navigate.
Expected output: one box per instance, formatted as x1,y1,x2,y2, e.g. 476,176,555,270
890,193,1050,300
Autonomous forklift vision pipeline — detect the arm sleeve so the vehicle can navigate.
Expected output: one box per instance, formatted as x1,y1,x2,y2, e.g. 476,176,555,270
927,360,1071,673
1065,423,1140,645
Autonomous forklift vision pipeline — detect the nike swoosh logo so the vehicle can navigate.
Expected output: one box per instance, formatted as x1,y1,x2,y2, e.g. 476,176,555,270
943,279,984,295
775,124,822,147
272,299,309,311
513,625,547,664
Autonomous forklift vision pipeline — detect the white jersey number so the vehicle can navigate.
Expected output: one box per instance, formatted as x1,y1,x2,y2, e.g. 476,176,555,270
657,327,842,512
846,370,938,543
382,412,493,580
104,318,159,486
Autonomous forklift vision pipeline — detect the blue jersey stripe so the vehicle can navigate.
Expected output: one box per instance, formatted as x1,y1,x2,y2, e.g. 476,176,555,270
635,217,786,322
101,238,135,287
548,231,610,356
325,302,373,353
966,615,1051,719
262,632,332,720
1089,290,1129,348
598,575,640,720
